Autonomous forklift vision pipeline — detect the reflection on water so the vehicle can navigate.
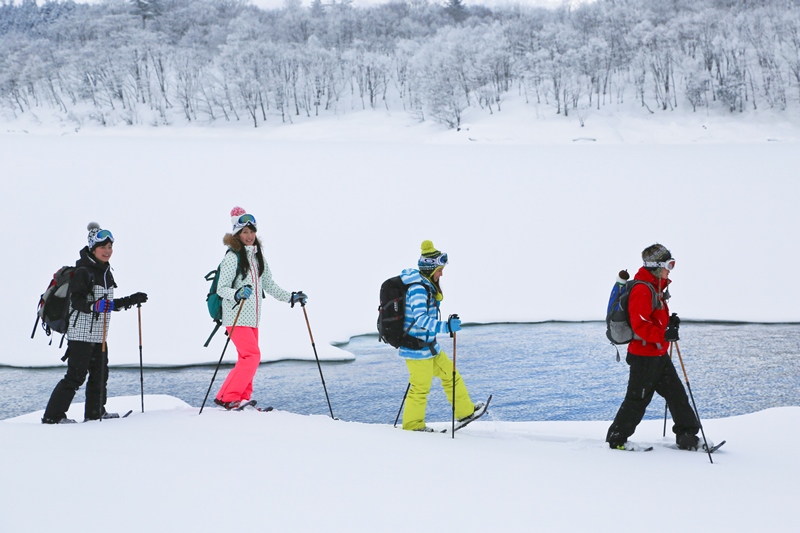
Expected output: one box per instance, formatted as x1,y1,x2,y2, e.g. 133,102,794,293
2,322,799,423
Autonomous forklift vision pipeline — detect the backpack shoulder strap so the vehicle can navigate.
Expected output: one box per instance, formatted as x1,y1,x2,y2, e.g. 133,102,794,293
629,280,659,311
209,250,238,287
402,281,436,355
69,266,94,294
225,249,236,287
406,281,433,310
79,266,94,285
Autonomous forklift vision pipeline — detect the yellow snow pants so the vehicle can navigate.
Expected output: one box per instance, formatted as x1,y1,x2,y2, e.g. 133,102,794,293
402,351,474,431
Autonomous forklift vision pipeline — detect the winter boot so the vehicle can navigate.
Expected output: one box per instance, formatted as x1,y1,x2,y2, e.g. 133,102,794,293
214,398,240,410
214,399,256,411
676,432,700,450
606,429,626,450
42,416,77,425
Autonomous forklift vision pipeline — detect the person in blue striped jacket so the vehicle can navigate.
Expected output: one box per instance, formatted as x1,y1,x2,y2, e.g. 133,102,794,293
399,240,483,431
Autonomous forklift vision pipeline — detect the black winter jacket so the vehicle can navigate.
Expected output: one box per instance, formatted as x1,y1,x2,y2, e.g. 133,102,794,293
67,247,117,343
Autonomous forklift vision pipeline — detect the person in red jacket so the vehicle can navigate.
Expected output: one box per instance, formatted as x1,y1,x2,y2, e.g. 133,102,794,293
606,243,700,450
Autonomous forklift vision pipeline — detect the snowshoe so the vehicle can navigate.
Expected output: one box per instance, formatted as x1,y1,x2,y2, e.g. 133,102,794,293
42,416,77,425
214,399,256,411
442,394,493,433
611,441,653,452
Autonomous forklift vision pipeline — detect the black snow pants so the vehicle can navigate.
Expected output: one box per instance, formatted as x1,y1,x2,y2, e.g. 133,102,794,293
43,341,109,422
606,352,699,444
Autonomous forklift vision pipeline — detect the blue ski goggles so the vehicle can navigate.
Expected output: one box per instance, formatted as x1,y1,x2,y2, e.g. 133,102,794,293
95,230,114,243
419,253,448,269
233,214,257,231
90,229,114,247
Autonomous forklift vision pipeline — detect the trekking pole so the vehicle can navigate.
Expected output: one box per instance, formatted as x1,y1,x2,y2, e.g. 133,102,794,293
101,296,109,354
394,383,410,427
449,313,459,439
199,301,245,414
298,299,336,420
100,295,109,423
674,340,714,464
137,303,144,413
31,315,40,339
663,342,673,437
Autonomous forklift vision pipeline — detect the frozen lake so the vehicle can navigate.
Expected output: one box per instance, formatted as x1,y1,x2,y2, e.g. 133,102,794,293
3,322,798,423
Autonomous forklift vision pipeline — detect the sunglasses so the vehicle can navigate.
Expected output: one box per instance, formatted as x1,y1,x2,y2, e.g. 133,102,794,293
644,258,676,271
95,229,114,243
420,253,448,268
234,214,257,229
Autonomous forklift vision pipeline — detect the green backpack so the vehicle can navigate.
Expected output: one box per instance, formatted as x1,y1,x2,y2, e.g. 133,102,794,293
204,251,235,347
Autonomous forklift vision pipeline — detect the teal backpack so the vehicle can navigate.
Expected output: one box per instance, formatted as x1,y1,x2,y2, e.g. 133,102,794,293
204,251,235,347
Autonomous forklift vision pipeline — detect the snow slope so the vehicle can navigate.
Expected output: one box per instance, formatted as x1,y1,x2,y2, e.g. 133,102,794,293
1,395,797,532
3,97,799,368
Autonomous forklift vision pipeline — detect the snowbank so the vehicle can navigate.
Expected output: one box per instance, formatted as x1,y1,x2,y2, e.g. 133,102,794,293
1,395,797,532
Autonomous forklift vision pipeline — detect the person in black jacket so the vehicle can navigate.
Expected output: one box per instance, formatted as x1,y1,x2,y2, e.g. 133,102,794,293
42,223,148,424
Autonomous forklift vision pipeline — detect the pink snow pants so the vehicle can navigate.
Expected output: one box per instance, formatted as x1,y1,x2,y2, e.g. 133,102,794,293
216,326,261,403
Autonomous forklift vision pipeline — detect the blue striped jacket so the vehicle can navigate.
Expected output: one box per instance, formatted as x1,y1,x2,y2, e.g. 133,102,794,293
398,268,450,360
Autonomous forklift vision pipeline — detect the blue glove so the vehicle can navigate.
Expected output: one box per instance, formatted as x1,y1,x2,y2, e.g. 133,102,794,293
93,299,114,313
290,291,308,307
234,286,253,302
448,318,462,333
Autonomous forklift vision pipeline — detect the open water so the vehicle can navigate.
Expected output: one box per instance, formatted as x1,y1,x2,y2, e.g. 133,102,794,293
2,322,799,423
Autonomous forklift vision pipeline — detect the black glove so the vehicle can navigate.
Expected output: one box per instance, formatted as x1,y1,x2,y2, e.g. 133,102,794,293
290,291,308,308
115,292,148,310
665,313,680,342
129,292,148,305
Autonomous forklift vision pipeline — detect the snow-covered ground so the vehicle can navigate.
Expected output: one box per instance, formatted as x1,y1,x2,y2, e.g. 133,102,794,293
2,78,799,532
3,96,799,368
2,395,798,532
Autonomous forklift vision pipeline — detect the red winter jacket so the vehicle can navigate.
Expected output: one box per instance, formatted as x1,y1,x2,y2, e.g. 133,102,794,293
628,267,671,357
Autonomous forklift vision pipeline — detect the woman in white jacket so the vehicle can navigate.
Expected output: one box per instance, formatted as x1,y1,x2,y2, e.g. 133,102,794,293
213,207,307,410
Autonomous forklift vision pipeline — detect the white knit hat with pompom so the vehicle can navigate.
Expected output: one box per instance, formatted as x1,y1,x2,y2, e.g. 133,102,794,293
230,206,256,234
87,222,113,250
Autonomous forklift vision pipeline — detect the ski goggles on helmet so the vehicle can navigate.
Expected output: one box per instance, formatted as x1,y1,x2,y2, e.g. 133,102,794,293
419,253,449,268
644,258,676,271
233,214,257,230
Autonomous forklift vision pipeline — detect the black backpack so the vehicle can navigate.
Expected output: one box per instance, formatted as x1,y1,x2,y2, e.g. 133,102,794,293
605,270,659,360
377,276,433,350
32,265,91,347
